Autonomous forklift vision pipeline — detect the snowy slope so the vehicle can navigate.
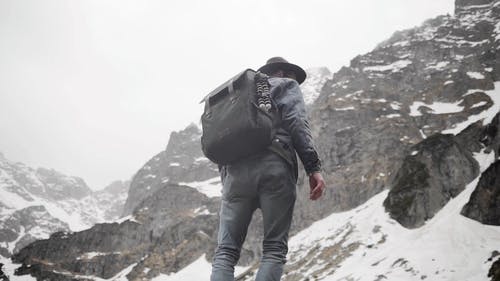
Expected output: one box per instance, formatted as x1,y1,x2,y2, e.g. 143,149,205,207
150,255,248,281
0,154,122,230
0,153,128,262
277,150,500,281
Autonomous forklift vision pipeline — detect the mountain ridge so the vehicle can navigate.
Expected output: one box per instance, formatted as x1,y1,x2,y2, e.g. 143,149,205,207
0,154,130,263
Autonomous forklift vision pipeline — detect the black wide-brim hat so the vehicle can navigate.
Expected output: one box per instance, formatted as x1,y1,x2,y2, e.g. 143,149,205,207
258,57,307,85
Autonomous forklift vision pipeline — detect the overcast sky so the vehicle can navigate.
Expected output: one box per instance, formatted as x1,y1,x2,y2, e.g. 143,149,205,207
0,0,455,190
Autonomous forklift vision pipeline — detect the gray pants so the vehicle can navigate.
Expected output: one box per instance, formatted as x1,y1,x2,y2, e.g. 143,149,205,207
210,151,297,281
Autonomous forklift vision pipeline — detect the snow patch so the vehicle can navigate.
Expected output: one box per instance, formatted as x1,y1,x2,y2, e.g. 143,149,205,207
426,61,449,70
77,251,122,260
194,157,209,164
409,100,464,117
384,114,401,119
363,60,412,72
115,215,140,224
335,106,355,111
193,206,211,216
390,102,402,110
151,254,248,281
467,72,485,79
471,101,488,108
178,177,222,198
0,256,36,280
392,40,410,47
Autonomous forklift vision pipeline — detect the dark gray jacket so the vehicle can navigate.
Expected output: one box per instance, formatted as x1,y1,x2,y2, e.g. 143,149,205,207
269,77,322,176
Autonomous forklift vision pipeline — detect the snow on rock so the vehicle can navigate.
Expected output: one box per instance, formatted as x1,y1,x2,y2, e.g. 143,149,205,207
443,82,500,134
363,60,412,72
0,256,35,281
384,113,401,119
389,102,402,110
426,61,450,70
115,215,140,224
178,177,222,198
334,106,356,111
409,100,464,117
467,71,486,79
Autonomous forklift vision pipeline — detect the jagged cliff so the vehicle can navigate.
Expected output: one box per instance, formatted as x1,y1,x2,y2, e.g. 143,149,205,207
6,0,500,280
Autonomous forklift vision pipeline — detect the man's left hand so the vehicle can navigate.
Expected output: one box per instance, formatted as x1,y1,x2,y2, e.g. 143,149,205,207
309,172,326,200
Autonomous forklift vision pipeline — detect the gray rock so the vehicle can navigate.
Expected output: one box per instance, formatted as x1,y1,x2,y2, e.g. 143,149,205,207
36,168,92,200
383,131,480,228
461,160,500,225
122,124,219,216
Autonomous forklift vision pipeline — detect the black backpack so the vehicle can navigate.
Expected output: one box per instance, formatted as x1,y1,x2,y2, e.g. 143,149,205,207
200,69,276,165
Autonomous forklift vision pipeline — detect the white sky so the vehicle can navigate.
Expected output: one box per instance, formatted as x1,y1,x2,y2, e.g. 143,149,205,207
0,0,455,190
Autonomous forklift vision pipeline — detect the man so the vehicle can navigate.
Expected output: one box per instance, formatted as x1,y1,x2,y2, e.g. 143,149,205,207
210,57,326,281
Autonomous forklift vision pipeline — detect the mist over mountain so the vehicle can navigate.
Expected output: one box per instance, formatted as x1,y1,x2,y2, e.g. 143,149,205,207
2,0,500,280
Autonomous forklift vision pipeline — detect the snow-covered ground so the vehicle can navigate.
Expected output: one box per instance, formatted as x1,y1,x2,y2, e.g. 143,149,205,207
277,149,500,281
151,254,248,281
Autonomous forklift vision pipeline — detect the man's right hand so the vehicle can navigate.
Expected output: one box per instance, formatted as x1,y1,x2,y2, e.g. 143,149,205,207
309,172,326,200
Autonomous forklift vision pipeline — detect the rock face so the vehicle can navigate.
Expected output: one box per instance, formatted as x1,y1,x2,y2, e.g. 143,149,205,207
122,124,219,216
384,125,479,228
35,168,91,200
461,160,500,224
8,0,500,280
461,112,500,225
94,180,130,221
385,111,500,228
490,256,500,281
307,0,500,223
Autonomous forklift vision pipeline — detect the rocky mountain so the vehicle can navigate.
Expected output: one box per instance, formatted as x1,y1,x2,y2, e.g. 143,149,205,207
5,0,500,280
0,153,130,263
301,67,332,106
122,124,219,217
